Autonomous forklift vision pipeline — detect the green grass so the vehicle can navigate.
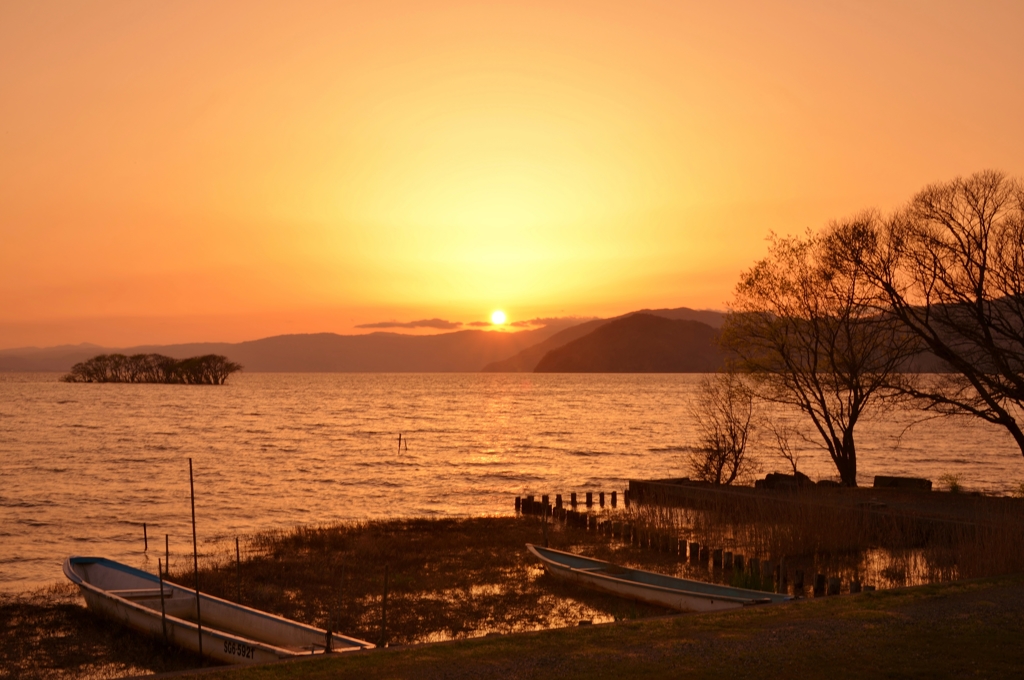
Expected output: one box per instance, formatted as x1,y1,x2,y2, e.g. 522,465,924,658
181,573,1024,680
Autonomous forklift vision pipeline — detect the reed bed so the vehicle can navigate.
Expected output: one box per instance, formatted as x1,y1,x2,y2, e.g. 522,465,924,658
616,484,1024,591
168,515,679,648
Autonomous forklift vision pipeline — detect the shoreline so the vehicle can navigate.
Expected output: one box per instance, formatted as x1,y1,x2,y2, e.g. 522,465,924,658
5,506,1023,679
175,573,1024,680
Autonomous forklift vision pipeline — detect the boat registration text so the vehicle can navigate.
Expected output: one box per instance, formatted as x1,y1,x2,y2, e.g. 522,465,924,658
224,640,255,659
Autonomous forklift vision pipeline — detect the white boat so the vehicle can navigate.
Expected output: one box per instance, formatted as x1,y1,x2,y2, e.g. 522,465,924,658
527,544,791,612
63,556,374,664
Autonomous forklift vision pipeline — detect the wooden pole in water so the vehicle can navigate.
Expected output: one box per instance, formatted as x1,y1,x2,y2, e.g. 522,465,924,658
189,458,203,663
165,535,169,577
158,559,168,642
143,522,148,551
381,564,389,647
235,537,241,604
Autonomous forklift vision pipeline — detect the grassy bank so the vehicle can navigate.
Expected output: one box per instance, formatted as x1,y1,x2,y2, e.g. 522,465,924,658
6,511,1022,679
181,573,1024,680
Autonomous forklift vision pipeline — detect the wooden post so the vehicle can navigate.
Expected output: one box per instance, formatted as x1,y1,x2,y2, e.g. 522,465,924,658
734,554,744,572
570,492,577,507
515,496,521,513
827,577,841,596
188,458,203,663
599,491,605,508
813,573,826,597
585,491,593,508
525,495,535,515
381,564,389,647
624,489,630,508
541,494,549,509
794,569,805,594
723,551,733,569
164,535,169,577
688,542,700,565
712,549,723,569
143,523,148,552
235,537,241,604
158,559,167,642
611,491,617,508
555,494,562,509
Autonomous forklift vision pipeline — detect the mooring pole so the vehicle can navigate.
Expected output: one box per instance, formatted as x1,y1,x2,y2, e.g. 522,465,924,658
158,558,168,641
143,522,148,552
165,534,169,576
235,536,241,604
189,458,203,662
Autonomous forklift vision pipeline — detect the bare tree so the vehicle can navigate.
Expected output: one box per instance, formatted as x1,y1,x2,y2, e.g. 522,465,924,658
687,372,758,485
721,218,919,486
860,170,1024,456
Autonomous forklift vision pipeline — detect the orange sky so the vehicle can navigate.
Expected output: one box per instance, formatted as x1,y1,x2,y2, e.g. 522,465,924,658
2,1,1023,348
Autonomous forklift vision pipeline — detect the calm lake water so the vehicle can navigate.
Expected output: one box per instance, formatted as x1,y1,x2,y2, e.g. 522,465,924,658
2,372,1022,592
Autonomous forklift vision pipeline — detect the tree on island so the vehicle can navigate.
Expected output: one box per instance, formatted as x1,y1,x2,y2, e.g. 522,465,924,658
62,354,242,385
720,217,919,487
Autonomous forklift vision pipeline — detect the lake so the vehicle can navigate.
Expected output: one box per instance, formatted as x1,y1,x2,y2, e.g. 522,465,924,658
1,372,1021,591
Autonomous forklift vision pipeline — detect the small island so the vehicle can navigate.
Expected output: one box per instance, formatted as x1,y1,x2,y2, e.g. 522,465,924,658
61,353,242,385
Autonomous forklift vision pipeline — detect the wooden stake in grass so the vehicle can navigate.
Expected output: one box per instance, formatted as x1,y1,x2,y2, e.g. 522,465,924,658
158,558,167,642
189,458,203,663
381,564,389,647
235,536,241,604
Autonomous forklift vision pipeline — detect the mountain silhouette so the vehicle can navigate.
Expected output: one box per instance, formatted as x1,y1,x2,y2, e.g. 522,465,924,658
0,323,576,373
482,307,725,372
533,313,724,372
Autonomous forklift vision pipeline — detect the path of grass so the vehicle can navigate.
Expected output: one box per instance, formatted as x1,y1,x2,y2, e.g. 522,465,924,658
182,573,1024,680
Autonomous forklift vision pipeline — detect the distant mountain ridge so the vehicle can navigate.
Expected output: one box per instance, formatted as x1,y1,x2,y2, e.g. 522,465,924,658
0,324,573,373
0,307,726,373
481,307,725,372
533,314,724,373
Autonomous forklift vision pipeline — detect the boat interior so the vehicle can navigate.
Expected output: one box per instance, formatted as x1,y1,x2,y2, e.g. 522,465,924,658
69,558,367,654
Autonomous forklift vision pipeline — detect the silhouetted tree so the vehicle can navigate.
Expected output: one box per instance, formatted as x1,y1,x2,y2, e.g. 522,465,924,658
687,373,758,485
721,218,919,486
856,170,1024,456
62,354,242,384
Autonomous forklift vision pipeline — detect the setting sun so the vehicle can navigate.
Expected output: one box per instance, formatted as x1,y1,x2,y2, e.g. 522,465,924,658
491,310,507,326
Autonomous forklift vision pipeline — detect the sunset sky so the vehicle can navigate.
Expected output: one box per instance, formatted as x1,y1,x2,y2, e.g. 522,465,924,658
2,1,1023,348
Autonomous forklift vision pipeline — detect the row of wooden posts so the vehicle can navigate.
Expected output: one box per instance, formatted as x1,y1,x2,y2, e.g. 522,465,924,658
516,492,876,597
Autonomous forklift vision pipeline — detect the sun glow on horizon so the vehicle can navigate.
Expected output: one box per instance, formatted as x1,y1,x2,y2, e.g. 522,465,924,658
491,310,507,326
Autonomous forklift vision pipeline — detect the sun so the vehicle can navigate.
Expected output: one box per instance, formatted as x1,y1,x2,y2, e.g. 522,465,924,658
491,310,507,325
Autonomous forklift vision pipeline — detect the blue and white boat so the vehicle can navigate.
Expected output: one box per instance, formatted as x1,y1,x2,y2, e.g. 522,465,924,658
527,544,791,612
63,556,374,664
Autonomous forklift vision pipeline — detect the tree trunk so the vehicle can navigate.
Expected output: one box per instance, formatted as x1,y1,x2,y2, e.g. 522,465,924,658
833,432,858,487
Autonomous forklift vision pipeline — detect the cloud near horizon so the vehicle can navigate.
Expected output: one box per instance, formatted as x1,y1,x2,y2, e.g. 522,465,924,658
356,318,463,330
510,316,591,328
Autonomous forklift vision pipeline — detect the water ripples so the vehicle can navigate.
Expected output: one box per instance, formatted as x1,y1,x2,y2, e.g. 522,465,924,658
1,372,1023,591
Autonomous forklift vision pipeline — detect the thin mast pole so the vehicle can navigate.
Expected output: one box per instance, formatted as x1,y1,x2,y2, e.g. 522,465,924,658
189,458,203,662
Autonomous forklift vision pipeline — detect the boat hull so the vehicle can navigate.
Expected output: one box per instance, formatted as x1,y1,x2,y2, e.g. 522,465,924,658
64,556,373,665
528,544,789,613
